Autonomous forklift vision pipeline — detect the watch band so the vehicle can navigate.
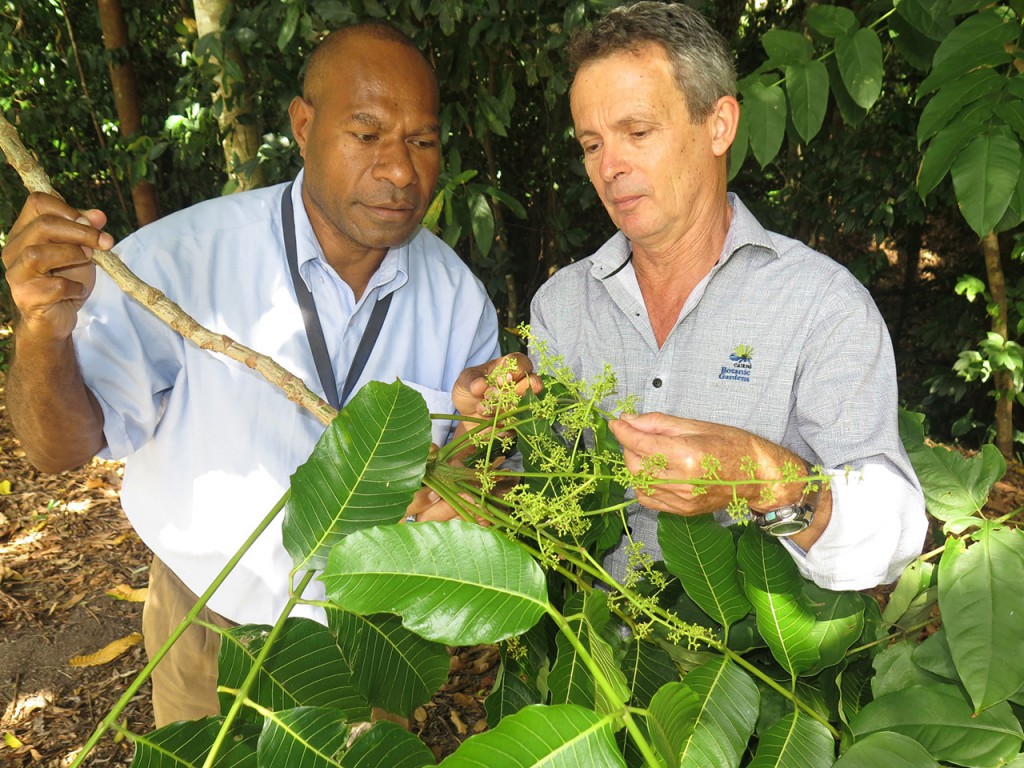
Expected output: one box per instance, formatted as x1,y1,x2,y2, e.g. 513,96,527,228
754,461,822,538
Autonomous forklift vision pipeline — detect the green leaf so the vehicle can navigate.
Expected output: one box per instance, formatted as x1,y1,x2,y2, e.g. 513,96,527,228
850,684,1023,765
806,5,858,38
951,126,1022,237
762,29,814,65
129,717,259,767
917,100,993,199
742,81,787,168
881,559,937,628
218,618,369,723
747,710,835,767
998,98,1024,143
872,642,942,699
800,582,865,676
899,412,1005,521
785,60,829,143
276,4,301,51
327,609,450,719
658,513,752,627
728,107,750,180
341,721,435,768
834,731,940,767
912,628,959,684
738,527,819,676
321,521,549,646
257,707,347,767
647,682,702,767
678,657,760,767
549,592,629,715
939,527,1024,712
621,638,679,709
826,57,868,125
835,28,884,110
918,9,1018,96
283,381,432,573
889,12,941,72
438,704,625,767
917,70,1004,147
485,663,543,727
469,190,495,258
894,0,955,41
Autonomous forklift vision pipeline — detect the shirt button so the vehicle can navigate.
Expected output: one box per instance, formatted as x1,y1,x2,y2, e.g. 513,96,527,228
652,378,663,388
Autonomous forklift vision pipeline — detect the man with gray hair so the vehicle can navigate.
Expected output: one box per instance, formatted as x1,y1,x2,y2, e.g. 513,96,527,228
529,1,927,589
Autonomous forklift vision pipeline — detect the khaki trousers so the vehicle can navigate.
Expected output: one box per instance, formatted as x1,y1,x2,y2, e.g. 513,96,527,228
142,557,235,727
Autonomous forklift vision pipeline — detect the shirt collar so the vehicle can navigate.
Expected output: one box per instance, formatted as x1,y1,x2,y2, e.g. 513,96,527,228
588,192,779,280
290,168,409,297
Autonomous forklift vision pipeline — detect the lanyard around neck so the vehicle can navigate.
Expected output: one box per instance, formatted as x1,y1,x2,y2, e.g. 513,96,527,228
281,182,393,411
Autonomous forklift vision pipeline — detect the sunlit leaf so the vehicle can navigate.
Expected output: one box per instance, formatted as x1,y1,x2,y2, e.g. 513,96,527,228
835,28,883,110
647,682,701,767
785,60,829,143
438,704,625,767
341,721,435,768
283,381,432,573
469,190,494,258
950,126,1022,237
746,710,834,767
761,29,813,65
129,717,259,768
321,521,548,646
743,82,786,168
918,9,1018,96
834,730,939,767
677,657,760,768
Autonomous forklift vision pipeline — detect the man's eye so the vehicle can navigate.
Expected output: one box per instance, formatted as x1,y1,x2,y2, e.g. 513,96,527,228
631,130,649,139
354,133,378,142
410,139,438,149
583,143,601,154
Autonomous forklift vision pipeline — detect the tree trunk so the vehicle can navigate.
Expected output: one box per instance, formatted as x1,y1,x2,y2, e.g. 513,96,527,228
981,231,1014,459
96,0,160,225
193,0,265,192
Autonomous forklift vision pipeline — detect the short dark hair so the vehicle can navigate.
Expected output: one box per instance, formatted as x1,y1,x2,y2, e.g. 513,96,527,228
302,21,437,103
568,2,736,123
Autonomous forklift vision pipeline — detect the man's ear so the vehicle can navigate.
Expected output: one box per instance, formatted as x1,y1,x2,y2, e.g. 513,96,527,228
288,96,313,157
709,95,740,158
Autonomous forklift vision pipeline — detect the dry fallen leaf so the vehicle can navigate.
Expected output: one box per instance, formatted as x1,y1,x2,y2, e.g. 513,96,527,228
106,584,148,602
449,710,468,735
69,632,144,668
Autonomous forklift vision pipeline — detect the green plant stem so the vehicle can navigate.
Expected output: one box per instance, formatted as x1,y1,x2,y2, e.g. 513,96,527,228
70,488,293,768
545,606,665,768
202,568,317,768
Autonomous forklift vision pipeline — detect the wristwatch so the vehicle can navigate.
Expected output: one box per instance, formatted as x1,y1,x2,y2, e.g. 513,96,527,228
754,463,822,538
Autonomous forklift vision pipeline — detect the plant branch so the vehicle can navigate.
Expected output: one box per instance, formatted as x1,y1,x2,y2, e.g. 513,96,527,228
0,113,338,427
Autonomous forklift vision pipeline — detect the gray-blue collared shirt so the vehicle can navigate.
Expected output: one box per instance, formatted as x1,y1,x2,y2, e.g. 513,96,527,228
530,194,926,590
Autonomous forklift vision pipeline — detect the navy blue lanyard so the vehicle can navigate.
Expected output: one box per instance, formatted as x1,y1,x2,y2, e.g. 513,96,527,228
281,182,393,410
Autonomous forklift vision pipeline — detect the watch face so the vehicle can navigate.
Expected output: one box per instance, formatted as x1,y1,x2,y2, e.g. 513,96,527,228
765,519,808,536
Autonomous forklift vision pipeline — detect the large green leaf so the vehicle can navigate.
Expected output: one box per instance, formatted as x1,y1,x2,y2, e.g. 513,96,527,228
835,28,883,110
825,57,867,126
849,684,1024,767
881,559,937,627
939,527,1024,713
746,710,835,767
130,717,260,768
327,608,450,719
678,656,760,768
485,662,543,728
283,381,432,572
737,527,819,676
785,60,829,143
621,638,679,710
950,126,1022,237
834,731,939,767
806,5,858,38
918,9,1018,96
341,721,435,768
871,641,946,699
917,100,994,200
762,29,813,65
917,69,1004,147
898,409,1006,522
438,704,626,767
743,81,787,168
888,12,941,72
647,682,703,767
894,0,955,41
799,582,865,676
549,592,629,715
321,521,549,646
218,618,369,723
658,513,751,628
257,707,348,768
469,189,494,258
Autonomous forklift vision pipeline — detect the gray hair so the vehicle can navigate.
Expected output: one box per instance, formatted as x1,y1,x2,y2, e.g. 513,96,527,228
568,2,736,123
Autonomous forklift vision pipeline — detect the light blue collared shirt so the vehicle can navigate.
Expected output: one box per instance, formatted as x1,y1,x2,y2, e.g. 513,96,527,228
75,169,500,624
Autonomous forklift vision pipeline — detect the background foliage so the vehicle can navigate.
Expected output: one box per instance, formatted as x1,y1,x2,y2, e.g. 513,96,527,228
0,0,1021,452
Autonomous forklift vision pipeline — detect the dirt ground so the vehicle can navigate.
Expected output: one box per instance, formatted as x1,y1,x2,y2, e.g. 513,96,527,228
2,364,1023,766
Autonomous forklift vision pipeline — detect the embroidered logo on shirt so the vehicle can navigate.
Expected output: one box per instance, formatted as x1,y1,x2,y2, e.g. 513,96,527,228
720,344,753,382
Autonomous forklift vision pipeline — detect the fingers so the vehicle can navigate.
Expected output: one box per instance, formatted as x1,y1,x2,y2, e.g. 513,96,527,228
400,488,491,526
452,353,543,417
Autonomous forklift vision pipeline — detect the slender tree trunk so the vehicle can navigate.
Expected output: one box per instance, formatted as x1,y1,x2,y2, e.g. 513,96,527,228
96,0,160,225
981,231,1014,458
193,0,265,192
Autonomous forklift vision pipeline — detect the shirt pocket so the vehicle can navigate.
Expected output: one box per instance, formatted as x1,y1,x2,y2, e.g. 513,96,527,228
401,380,456,446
